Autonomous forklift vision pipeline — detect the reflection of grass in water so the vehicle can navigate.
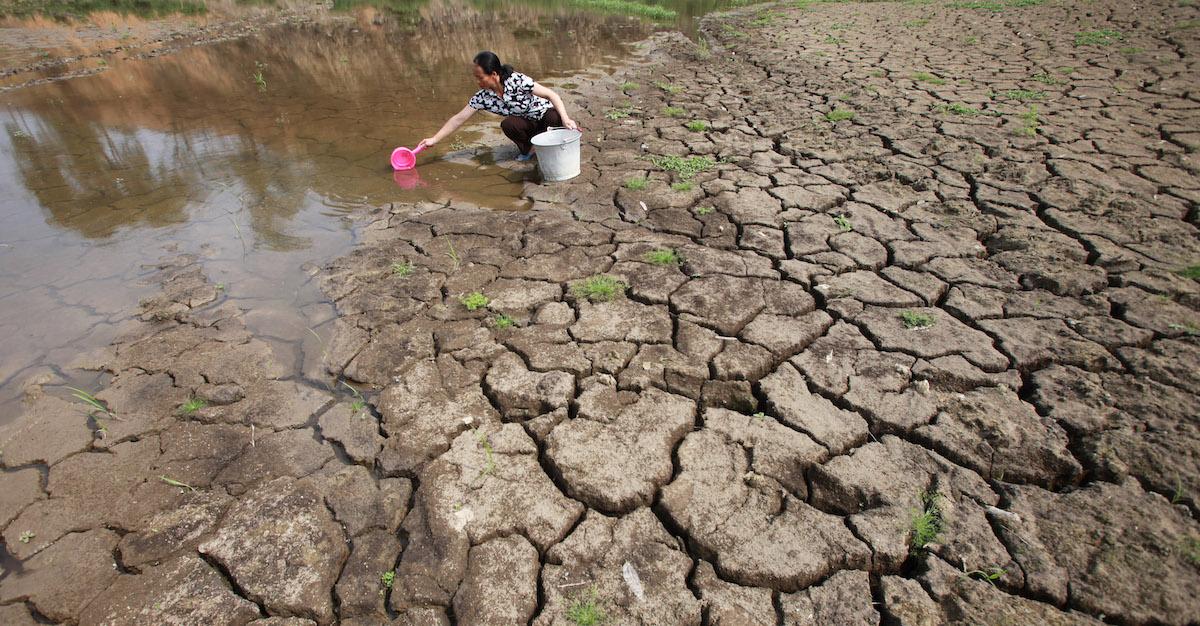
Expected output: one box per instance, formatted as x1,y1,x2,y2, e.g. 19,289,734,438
1,0,209,19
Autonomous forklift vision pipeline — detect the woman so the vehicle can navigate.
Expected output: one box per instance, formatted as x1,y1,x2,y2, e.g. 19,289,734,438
418,51,578,162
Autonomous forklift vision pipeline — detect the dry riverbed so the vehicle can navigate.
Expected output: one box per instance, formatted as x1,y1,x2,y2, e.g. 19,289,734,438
2,0,1200,624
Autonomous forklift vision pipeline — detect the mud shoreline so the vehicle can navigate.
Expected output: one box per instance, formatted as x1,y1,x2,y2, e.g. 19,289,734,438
2,0,1200,624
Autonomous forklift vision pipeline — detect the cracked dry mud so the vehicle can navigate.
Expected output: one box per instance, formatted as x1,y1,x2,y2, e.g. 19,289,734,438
2,0,1199,623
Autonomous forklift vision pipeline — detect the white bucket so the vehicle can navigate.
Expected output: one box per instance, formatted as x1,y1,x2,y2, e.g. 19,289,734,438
531,127,582,182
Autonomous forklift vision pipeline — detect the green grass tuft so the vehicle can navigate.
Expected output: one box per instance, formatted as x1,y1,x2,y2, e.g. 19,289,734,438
391,260,414,277
605,104,635,120
1075,29,1123,46
833,214,853,231
935,103,980,115
566,588,606,625
695,206,715,216
567,0,676,20
655,81,682,94
492,314,515,330
647,154,718,180
177,397,207,415
900,310,935,329
645,249,682,265
571,275,627,302
999,89,1045,101
460,292,489,311
672,181,694,192
625,177,648,190
909,490,944,553
825,108,855,122
912,71,947,85
685,120,709,132
663,106,686,117
1177,265,1200,279
619,81,639,91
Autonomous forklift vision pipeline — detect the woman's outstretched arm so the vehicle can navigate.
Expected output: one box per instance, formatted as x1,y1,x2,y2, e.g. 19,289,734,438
532,84,578,130
418,105,477,149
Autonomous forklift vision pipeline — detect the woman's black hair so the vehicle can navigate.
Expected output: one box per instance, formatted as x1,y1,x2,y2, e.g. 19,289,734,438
473,51,513,83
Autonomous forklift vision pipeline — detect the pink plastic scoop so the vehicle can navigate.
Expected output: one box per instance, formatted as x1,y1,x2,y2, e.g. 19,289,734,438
390,144,426,171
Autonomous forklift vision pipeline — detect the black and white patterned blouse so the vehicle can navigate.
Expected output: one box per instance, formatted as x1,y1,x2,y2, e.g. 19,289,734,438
468,72,552,121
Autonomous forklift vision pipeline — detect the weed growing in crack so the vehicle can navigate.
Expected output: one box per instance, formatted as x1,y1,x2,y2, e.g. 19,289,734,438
446,241,461,271
833,214,853,231
253,61,267,91
655,81,682,94
647,155,717,180
1172,476,1185,504
605,103,635,120
663,106,686,117
1176,264,1200,279
672,181,694,192
685,120,709,132
492,314,516,330
825,108,855,122
624,177,648,190
341,381,367,415
460,292,490,311
619,81,639,91
965,566,1007,585
1031,71,1063,84
566,587,606,625
999,89,1044,101
475,430,496,477
645,249,682,265
964,35,979,44
695,206,715,216
391,260,414,277
1075,29,1123,46
1169,322,1200,336
934,103,980,115
177,397,207,416
18,531,34,543
66,386,114,419
572,275,626,302
900,310,935,329
912,71,947,85
908,489,944,553
1018,105,1040,137
160,475,197,492
379,569,395,595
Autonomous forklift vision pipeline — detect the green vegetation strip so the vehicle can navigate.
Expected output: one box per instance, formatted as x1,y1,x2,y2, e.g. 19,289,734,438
568,0,677,20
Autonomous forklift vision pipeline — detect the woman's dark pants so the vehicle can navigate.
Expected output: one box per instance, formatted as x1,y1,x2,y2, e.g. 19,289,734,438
501,109,562,156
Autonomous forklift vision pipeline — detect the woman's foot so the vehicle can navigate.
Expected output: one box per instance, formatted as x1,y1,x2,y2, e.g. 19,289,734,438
516,150,536,162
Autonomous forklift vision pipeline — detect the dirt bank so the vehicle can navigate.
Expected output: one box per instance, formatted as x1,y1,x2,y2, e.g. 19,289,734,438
2,0,1199,623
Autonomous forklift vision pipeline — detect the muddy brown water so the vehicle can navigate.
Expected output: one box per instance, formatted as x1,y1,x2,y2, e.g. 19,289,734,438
0,0,759,422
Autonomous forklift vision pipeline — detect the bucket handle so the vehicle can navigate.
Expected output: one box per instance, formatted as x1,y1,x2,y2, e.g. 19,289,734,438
547,125,585,134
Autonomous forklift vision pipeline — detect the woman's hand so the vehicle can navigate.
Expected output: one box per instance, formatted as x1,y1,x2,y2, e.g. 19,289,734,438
417,137,437,150
562,117,579,131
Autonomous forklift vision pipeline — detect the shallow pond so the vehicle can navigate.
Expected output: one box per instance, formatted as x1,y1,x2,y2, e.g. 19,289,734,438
0,0,755,421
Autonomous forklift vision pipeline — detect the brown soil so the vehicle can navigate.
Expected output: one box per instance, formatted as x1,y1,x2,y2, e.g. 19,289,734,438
2,0,1200,624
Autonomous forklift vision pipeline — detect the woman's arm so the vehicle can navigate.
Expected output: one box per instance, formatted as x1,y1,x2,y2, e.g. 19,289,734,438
532,83,578,130
418,105,477,149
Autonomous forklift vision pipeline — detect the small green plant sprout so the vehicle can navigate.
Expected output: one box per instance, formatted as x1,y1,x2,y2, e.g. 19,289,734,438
66,386,114,419
475,429,496,477
1177,19,1200,29
560,82,579,90
160,475,197,492
671,181,694,192
341,381,367,415
391,260,415,277
964,35,979,44
911,71,947,85
900,310,935,329
460,292,490,311
571,275,627,302
904,18,930,27
685,120,709,132
1176,264,1200,279
935,103,980,115
1031,71,1063,84
566,587,606,625
663,106,686,117
215,282,226,291
909,489,944,553
445,241,461,271
624,177,648,190
645,249,682,265
695,205,715,216
492,314,516,330
1169,322,1200,336
833,214,853,232
381,570,395,589
1075,29,1123,46
825,108,855,122
177,397,207,416
253,61,267,91
999,89,1044,101
824,34,845,44
647,155,717,181
605,104,635,120
655,81,682,94
18,530,34,544
619,81,639,91
1018,105,1040,137
966,567,1007,586
1172,475,1185,504
752,411,767,420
